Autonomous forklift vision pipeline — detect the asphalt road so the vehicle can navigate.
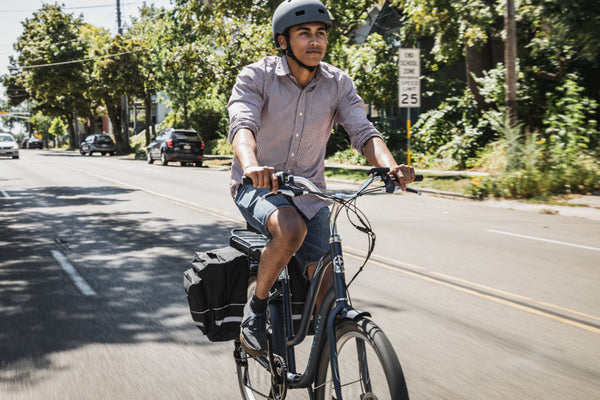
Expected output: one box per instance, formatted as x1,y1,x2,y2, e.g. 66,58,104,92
1,149,599,399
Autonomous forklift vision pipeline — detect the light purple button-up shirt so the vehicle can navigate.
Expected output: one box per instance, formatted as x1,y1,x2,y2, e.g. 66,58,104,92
228,55,382,219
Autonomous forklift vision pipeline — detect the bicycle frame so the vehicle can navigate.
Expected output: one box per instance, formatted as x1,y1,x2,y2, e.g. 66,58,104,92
237,170,421,399
256,178,372,398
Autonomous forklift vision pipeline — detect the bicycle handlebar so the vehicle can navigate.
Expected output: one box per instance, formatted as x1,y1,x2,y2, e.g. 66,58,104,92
242,168,423,199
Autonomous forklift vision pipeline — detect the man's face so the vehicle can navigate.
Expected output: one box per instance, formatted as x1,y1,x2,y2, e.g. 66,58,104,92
279,22,328,67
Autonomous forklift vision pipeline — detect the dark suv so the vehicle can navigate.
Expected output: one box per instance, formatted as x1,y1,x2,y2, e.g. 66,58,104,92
80,134,116,156
147,128,204,167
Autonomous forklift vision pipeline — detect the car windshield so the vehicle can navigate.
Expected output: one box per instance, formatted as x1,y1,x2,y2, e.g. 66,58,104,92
0,135,15,142
173,132,201,142
96,136,113,143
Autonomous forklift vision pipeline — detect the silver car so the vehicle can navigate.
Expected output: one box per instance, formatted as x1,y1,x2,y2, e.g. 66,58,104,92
80,134,116,156
0,133,19,159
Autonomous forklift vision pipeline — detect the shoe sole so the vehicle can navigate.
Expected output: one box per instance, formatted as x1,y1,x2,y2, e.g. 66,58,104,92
240,333,267,356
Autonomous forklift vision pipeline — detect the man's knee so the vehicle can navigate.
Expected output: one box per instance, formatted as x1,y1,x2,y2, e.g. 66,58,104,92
267,208,307,248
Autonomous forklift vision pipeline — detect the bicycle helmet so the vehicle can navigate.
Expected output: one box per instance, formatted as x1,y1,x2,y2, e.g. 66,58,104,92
272,0,332,48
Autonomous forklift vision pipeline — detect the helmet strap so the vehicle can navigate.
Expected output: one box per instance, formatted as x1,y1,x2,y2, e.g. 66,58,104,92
283,36,317,73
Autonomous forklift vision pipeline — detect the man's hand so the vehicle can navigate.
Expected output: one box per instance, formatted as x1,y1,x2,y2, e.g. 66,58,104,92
389,164,415,191
244,166,278,193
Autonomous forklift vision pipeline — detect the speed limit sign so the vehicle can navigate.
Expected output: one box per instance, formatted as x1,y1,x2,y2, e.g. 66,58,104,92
398,49,420,108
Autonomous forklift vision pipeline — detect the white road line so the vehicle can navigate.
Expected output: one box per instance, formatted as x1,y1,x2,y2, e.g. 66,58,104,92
487,229,600,252
50,250,97,296
1,190,9,198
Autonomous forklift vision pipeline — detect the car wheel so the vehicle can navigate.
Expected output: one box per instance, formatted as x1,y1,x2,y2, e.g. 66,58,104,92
101,152,107,156
180,162,188,167
195,161,203,167
147,152,154,164
160,151,168,166
12,155,19,159
80,150,85,155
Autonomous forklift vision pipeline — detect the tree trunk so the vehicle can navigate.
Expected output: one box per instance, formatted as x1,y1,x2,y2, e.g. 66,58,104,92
144,94,152,146
105,97,123,154
120,95,131,154
67,116,76,149
505,0,518,127
465,42,493,110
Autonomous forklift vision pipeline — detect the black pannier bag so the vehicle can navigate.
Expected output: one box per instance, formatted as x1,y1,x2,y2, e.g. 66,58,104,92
183,246,249,342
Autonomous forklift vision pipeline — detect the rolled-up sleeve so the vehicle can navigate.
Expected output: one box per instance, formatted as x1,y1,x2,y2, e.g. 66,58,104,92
333,76,382,155
228,65,264,143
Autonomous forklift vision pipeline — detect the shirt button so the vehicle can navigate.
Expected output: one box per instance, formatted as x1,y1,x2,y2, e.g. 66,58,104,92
291,153,295,157
295,134,299,137
299,112,303,116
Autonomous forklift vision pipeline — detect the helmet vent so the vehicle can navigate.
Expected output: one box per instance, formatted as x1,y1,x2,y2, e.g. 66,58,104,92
318,8,325,13
295,10,305,16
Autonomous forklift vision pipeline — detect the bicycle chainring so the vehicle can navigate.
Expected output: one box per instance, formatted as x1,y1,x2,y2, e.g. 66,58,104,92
269,353,287,400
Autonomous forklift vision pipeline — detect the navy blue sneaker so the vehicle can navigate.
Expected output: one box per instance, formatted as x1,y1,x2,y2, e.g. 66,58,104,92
240,301,267,355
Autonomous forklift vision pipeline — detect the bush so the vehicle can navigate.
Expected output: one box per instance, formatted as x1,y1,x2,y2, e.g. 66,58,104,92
467,115,600,199
206,138,233,155
327,148,368,166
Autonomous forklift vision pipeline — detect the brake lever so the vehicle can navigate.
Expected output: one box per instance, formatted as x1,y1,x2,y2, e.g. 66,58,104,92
406,186,422,196
384,173,424,193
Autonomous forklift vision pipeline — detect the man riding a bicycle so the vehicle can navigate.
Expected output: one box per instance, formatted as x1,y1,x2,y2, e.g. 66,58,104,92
228,0,415,356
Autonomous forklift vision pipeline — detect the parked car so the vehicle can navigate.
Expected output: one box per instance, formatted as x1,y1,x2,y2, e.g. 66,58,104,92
80,134,116,156
147,128,204,166
0,133,20,159
25,136,43,149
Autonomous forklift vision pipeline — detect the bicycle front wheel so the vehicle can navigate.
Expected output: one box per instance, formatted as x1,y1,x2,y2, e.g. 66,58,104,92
315,317,409,400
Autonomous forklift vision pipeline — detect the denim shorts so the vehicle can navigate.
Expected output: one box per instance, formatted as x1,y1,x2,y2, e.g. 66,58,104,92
235,185,330,274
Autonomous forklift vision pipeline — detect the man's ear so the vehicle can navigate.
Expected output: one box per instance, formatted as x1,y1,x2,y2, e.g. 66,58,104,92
277,34,288,50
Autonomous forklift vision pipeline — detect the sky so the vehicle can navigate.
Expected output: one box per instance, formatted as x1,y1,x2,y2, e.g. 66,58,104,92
0,0,173,78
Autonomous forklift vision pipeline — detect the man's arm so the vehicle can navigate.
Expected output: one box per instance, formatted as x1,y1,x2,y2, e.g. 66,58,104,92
362,136,415,190
232,128,278,192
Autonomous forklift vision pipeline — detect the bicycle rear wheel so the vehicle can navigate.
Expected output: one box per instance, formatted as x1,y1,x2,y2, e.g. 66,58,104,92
235,276,273,400
315,317,409,400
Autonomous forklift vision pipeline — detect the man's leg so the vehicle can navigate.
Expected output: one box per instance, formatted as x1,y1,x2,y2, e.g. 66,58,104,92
254,207,307,298
241,207,306,355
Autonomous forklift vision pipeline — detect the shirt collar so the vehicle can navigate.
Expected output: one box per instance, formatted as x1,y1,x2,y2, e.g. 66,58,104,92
276,55,332,82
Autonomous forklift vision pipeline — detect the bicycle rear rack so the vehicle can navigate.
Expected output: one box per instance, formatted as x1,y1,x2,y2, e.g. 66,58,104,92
230,228,268,261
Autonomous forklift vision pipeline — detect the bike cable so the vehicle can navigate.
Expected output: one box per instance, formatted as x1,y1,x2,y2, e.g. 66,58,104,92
345,195,376,288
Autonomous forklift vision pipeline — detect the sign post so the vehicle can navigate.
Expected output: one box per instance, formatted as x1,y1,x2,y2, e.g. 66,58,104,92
398,48,421,166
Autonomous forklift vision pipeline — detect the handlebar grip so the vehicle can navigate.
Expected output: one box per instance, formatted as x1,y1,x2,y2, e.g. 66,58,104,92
415,174,424,182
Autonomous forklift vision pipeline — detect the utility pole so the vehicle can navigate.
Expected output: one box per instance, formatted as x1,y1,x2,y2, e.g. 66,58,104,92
116,0,129,152
505,0,518,127
116,0,123,35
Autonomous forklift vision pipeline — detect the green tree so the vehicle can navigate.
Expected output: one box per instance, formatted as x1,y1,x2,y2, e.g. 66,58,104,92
92,35,147,153
128,4,167,145
11,4,89,148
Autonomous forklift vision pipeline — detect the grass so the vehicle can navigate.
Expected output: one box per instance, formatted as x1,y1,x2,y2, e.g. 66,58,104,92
201,156,599,207
325,167,474,195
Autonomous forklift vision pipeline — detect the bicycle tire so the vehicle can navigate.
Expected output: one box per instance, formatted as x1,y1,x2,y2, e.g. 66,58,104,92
315,317,409,400
236,276,273,400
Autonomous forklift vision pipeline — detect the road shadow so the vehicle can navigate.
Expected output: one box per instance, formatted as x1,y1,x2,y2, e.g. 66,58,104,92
0,183,241,385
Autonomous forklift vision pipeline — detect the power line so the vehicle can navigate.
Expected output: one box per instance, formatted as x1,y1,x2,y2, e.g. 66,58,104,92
0,2,153,13
18,48,147,70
